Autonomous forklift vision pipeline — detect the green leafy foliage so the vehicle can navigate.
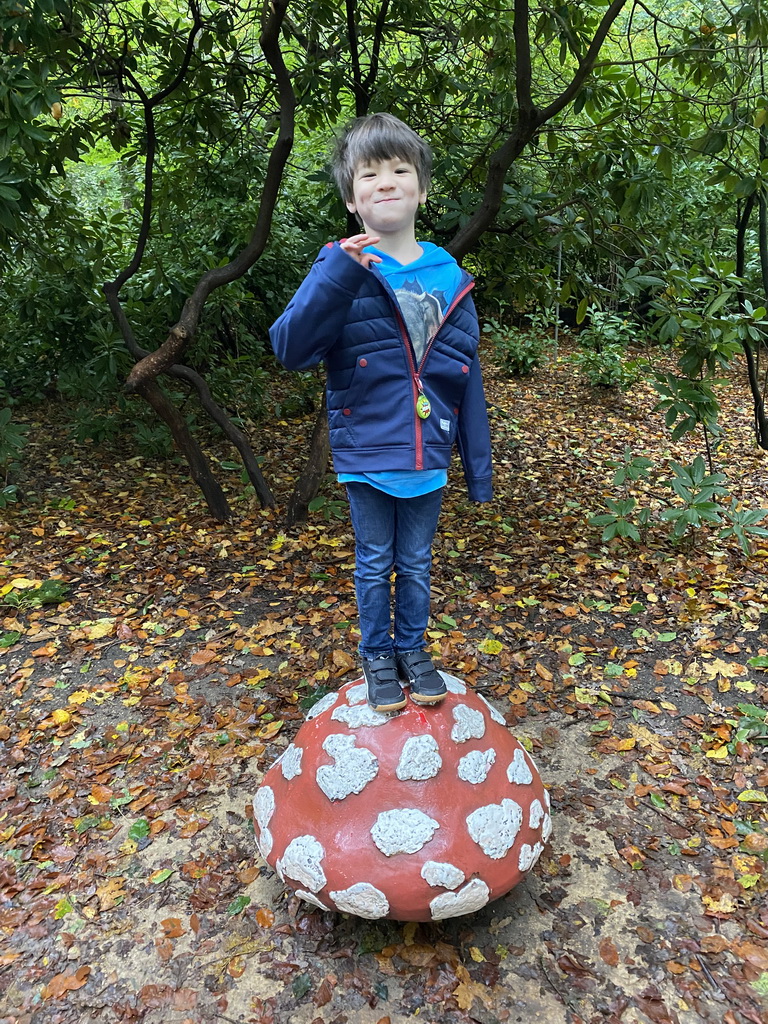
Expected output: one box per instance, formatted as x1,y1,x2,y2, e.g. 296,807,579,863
570,310,646,390
483,311,550,376
590,452,768,553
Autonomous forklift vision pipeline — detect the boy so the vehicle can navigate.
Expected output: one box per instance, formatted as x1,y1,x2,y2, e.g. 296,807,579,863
270,113,492,713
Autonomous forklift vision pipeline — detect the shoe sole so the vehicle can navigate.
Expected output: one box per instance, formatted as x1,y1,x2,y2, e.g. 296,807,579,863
408,691,447,705
369,697,407,713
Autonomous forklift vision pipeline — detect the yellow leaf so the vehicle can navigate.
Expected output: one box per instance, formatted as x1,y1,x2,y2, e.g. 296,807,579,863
52,709,71,725
574,687,598,705
257,719,284,740
704,658,742,678
8,577,38,590
706,746,729,759
735,679,756,693
702,892,736,914
737,789,768,803
617,738,636,751
246,669,271,686
469,946,485,962
82,618,115,640
478,638,504,655
68,690,91,705
403,922,418,946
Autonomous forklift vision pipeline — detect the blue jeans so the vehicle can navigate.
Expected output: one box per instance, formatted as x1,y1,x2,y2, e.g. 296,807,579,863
346,482,444,660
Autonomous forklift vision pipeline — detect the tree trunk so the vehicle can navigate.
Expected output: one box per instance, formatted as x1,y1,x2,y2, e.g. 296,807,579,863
286,394,331,527
734,193,768,448
136,378,232,521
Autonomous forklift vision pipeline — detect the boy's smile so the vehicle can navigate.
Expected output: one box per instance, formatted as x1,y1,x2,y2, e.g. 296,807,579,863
346,157,426,240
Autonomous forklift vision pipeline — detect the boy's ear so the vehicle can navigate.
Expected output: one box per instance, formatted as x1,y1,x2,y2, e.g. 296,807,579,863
345,199,357,214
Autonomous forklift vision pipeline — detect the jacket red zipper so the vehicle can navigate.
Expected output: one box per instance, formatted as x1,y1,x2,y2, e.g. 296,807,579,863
389,279,475,472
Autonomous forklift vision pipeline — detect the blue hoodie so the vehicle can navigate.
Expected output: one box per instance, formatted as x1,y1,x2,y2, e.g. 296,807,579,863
270,242,493,502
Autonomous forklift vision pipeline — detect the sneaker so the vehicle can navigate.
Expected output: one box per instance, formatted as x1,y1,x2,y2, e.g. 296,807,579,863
396,650,447,705
363,656,407,712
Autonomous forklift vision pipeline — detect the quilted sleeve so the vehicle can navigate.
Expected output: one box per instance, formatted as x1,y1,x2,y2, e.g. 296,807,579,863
270,244,370,370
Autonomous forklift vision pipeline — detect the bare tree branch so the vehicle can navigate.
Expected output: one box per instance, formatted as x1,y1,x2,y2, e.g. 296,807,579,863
124,0,296,390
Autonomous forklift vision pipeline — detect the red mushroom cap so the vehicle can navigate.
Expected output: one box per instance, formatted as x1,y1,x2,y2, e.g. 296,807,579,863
254,675,550,922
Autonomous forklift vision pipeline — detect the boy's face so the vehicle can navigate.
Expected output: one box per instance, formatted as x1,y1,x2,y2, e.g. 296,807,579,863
346,156,426,238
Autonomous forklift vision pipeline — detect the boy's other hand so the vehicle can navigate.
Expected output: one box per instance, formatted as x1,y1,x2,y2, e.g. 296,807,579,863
340,234,382,268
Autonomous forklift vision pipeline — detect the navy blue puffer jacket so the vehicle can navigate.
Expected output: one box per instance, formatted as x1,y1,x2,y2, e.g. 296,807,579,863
270,243,493,502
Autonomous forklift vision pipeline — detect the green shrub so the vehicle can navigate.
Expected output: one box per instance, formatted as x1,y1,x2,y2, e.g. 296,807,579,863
571,308,645,389
571,343,645,390
0,395,28,508
483,311,549,376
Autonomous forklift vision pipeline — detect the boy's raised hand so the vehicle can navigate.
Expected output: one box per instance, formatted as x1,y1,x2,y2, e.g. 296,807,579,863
340,233,382,268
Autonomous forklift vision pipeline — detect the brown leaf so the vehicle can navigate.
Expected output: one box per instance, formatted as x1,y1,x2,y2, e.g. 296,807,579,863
191,648,217,665
97,877,126,912
700,935,729,954
161,917,184,938
256,907,275,928
314,977,334,1006
599,937,619,967
155,937,174,962
228,955,246,978
331,649,356,676
237,865,261,884
42,965,91,999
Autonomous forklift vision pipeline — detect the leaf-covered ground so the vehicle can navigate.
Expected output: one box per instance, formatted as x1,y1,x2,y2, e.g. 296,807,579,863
1,344,767,1024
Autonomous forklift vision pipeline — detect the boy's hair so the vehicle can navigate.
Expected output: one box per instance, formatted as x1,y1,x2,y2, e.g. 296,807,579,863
331,112,433,203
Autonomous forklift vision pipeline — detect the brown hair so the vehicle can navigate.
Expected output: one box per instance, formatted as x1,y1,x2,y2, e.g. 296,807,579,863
331,113,432,202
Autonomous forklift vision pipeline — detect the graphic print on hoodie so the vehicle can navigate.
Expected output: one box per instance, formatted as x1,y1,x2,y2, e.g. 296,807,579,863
367,242,463,364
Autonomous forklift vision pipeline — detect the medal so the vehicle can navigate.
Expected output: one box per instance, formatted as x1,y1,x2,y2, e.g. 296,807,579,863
416,393,431,419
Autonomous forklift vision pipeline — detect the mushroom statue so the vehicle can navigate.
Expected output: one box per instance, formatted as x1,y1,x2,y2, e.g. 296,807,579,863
252,674,551,922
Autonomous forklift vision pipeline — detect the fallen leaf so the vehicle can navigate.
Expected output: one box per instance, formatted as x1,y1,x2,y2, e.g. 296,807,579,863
41,965,91,999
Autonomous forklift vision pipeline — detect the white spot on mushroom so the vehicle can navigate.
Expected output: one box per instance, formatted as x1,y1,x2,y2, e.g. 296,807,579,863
346,682,368,705
543,787,551,811
256,827,273,859
329,882,390,919
506,748,533,786
306,691,340,719
421,861,465,890
254,786,275,831
331,703,390,728
430,879,490,920
279,744,303,780
316,734,379,801
477,693,506,725
457,748,496,785
276,835,326,892
396,735,442,780
467,798,523,859
295,889,330,911
443,674,467,694
253,786,276,855
451,704,486,743
518,841,544,873
529,799,544,830
542,813,552,842
371,808,440,856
